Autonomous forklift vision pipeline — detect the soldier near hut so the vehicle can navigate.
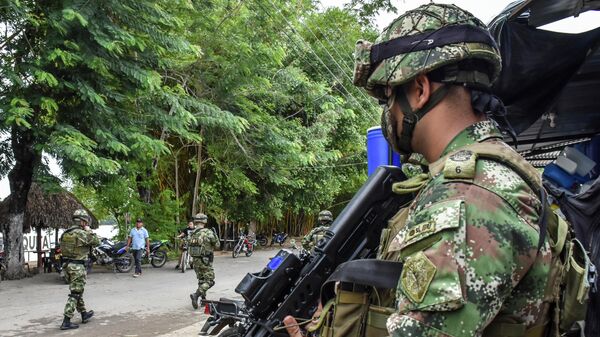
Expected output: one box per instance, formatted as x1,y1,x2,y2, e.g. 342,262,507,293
59,209,100,330
301,210,333,252
188,213,220,309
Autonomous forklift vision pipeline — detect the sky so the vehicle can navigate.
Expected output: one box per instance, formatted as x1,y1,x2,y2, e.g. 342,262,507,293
320,0,600,33
1,1,599,200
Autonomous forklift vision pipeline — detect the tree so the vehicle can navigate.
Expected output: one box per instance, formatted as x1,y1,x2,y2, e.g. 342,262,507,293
0,0,244,279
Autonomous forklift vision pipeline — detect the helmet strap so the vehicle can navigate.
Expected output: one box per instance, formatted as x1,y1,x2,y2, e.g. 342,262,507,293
395,84,450,153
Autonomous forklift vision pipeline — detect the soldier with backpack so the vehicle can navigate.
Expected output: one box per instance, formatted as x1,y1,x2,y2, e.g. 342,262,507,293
59,209,100,330
188,213,220,309
284,3,592,337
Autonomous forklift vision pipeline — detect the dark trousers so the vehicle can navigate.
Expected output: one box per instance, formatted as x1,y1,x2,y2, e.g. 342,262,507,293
132,249,143,274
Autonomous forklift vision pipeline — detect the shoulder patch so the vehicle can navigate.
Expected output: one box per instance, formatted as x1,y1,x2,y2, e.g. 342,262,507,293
444,150,477,179
401,251,437,303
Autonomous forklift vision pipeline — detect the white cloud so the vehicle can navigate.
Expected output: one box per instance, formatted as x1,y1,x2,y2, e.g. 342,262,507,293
319,0,600,32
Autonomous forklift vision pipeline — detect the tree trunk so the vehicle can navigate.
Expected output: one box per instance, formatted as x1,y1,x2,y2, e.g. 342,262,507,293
36,226,42,269
2,128,38,279
174,155,180,225
191,129,204,216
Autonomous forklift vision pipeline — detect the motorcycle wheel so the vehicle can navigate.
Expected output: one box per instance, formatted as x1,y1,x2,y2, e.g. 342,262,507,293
218,326,243,337
258,237,268,246
232,244,241,258
181,252,188,273
245,247,253,257
150,250,167,268
116,253,134,273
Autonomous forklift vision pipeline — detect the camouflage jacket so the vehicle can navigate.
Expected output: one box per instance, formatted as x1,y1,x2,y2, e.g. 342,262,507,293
189,227,220,252
60,226,101,260
301,225,330,251
385,120,552,337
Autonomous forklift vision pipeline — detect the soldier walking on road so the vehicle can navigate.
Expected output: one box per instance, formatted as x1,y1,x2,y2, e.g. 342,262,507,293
59,209,100,330
188,213,220,309
301,210,333,252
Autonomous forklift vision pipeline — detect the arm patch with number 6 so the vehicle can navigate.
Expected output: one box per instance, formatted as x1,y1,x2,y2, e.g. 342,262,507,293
444,150,477,179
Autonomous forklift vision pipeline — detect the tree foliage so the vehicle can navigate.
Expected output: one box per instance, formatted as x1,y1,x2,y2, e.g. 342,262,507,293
1,0,383,268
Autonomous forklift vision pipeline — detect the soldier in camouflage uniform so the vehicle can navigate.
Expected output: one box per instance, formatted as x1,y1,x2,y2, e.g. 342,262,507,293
188,213,220,309
285,4,553,337
59,209,101,330
301,210,333,251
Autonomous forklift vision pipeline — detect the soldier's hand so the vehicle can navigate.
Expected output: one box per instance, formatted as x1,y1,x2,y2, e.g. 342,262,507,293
283,316,304,337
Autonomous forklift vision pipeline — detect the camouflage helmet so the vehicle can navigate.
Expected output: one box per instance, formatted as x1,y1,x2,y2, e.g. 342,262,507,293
318,210,333,223
72,209,91,224
192,213,208,224
353,3,501,99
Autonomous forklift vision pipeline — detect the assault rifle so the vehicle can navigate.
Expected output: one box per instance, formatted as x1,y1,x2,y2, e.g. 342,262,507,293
199,166,413,337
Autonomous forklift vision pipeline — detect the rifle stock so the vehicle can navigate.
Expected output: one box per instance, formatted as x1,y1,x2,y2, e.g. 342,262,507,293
235,166,413,337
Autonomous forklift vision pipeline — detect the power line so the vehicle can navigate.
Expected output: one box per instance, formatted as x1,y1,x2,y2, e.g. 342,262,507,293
253,0,379,125
265,0,379,111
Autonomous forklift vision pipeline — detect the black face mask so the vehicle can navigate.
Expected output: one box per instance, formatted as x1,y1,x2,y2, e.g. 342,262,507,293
382,84,451,157
381,103,410,156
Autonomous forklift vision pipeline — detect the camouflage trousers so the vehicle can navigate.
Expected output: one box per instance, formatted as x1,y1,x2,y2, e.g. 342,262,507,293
63,263,87,318
192,257,215,298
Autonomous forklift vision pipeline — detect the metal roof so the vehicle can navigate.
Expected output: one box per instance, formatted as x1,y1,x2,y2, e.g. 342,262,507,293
490,0,600,156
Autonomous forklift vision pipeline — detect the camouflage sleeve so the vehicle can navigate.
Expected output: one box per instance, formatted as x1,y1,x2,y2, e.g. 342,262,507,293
82,230,101,247
212,231,220,249
301,228,316,250
387,183,544,337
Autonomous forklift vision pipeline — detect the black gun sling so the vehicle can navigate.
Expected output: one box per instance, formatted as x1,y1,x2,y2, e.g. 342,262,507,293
321,259,403,302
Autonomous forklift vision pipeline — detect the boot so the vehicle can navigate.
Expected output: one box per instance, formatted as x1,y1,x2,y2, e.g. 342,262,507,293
190,293,199,309
81,310,94,323
60,316,79,330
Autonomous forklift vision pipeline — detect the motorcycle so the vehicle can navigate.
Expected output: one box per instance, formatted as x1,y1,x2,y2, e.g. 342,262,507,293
48,245,64,274
141,239,169,268
270,232,288,246
89,238,133,273
255,233,268,247
232,234,255,258
199,298,247,336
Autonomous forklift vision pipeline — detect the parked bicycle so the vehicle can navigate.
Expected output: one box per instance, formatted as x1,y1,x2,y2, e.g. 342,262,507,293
178,238,193,273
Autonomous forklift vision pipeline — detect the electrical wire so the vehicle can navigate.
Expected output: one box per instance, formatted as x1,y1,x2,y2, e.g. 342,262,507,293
253,0,379,125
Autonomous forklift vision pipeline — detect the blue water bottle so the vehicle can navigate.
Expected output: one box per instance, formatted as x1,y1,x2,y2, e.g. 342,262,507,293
366,126,401,176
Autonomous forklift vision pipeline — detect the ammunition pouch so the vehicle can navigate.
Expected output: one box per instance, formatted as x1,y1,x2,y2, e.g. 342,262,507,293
68,291,83,300
189,245,205,258
201,252,214,266
560,237,591,331
313,260,403,337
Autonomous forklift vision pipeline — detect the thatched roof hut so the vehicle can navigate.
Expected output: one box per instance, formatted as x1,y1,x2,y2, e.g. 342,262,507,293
0,183,98,233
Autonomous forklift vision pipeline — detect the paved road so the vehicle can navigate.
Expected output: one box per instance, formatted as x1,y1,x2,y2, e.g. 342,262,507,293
0,248,280,336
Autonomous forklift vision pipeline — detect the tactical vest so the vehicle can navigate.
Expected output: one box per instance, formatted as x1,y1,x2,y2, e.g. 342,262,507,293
188,228,212,258
311,226,329,251
60,228,89,260
311,141,592,337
